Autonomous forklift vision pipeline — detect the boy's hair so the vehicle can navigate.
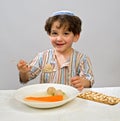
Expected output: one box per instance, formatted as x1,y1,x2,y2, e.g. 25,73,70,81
44,14,82,35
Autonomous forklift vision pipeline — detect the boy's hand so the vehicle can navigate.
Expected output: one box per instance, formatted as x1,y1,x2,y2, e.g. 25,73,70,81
17,60,31,73
70,76,86,91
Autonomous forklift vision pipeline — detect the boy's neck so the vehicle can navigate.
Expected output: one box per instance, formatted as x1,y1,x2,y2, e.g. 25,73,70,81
55,48,73,58
54,48,74,67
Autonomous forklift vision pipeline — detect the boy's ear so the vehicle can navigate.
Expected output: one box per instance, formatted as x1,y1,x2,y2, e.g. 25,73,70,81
73,34,80,42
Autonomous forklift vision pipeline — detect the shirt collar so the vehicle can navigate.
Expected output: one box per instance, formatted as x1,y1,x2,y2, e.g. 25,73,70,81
52,49,74,68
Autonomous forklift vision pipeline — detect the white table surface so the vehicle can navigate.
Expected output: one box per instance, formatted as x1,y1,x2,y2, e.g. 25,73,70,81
0,87,120,121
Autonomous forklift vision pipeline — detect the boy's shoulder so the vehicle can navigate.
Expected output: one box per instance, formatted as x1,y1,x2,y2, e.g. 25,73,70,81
38,49,54,56
73,49,85,56
73,49,89,60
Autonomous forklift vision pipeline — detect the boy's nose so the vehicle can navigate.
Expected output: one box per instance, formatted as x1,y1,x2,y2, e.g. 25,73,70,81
56,35,63,41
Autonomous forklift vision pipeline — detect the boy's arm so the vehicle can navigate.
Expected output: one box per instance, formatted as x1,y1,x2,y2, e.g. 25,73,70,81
19,72,30,83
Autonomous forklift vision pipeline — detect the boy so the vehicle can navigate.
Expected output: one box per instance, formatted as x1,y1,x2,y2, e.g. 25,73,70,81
17,10,94,91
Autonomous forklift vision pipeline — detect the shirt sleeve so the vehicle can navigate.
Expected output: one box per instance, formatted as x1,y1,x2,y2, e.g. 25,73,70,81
79,54,94,86
28,53,42,80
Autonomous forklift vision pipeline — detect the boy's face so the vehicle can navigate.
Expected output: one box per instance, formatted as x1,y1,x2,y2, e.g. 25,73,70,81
49,21,79,54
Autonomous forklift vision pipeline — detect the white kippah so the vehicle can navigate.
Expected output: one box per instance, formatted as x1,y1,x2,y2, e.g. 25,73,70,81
51,10,75,16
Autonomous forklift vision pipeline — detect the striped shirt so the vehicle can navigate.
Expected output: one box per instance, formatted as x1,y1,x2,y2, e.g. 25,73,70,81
29,49,94,86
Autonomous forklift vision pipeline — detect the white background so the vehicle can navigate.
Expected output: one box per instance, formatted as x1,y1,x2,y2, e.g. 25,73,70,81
0,0,120,89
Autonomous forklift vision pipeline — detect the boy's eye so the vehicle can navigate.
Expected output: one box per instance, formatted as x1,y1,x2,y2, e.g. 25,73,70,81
51,32,57,36
64,32,70,35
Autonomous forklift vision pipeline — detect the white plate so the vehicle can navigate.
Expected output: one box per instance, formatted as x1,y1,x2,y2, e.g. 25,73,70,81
14,83,79,108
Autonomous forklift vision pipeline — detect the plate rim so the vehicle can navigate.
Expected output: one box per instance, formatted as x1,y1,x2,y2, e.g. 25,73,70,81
14,83,79,108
